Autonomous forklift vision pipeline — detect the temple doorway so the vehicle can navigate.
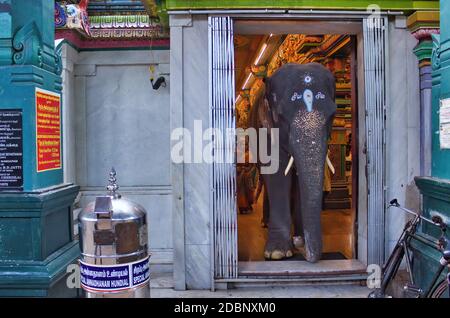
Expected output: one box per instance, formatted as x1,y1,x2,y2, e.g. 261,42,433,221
235,33,358,262
209,16,387,280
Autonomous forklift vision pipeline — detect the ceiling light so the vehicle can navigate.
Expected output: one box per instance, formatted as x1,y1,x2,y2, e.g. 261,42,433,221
242,72,253,89
254,43,268,65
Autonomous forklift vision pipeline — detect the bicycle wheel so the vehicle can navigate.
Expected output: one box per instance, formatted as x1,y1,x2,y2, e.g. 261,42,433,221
429,279,449,298
382,244,405,290
368,243,405,298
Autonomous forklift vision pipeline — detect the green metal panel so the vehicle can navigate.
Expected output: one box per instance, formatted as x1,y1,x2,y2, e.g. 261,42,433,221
0,218,34,260
414,177,450,295
0,185,79,261
431,0,450,179
165,0,439,10
0,66,63,191
0,0,12,65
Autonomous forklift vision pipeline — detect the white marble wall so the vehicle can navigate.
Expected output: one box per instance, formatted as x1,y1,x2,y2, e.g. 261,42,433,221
60,43,79,184
385,20,421,255
61,46,173,267
170,15,212,290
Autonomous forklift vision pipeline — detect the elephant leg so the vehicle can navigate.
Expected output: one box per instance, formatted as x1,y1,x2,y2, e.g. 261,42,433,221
262,152,293,260
291,171,305,249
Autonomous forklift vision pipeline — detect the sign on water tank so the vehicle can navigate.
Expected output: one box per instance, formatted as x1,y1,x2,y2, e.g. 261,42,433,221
79,256,150,293
439,98,450,149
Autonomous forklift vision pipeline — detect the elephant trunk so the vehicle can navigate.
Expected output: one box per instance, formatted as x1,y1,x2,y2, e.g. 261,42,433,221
290,110,329,263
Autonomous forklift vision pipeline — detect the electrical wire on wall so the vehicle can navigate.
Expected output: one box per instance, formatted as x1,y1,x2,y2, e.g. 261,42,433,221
147,3,167,90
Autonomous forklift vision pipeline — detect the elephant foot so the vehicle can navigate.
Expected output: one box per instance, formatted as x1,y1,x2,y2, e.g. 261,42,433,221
299,246,321,263
264,238,294,260
264,249,293,260
293,236,305,249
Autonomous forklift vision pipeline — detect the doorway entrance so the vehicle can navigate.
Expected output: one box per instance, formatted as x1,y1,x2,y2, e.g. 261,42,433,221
209,16,387,281
235,33,358,262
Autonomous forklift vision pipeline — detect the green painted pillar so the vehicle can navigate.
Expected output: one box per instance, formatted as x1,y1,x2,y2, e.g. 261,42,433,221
0,0,79,297
413,0,450,295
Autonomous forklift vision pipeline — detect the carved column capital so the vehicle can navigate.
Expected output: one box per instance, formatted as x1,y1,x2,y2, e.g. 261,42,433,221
407,11,440,66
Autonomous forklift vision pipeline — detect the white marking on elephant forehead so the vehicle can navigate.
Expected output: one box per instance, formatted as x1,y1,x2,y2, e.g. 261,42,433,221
302,73,314,86
315,92,325,99
303,89,313,112
290,92,302,102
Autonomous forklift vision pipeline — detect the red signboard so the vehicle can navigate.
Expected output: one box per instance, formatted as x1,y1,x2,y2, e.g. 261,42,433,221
35,88,61,172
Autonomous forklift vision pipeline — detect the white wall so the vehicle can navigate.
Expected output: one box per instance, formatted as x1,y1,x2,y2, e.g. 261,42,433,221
170,14,212,290
61,45,173,269
385,18,421,256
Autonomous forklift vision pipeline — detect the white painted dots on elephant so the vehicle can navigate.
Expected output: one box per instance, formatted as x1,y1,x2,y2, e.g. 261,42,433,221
290,90,326,110
291,110,327,174
302,72,314,86
291,92,302,102
315,92,325,99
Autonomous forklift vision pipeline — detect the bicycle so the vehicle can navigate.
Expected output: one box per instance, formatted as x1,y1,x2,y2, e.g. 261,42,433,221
368,198,450,298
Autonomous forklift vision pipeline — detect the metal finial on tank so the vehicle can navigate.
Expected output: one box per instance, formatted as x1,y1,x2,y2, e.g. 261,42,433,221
106,167,120,198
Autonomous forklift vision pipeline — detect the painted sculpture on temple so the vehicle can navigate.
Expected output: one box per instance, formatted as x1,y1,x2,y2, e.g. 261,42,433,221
250,62,336,262
55,0,90,36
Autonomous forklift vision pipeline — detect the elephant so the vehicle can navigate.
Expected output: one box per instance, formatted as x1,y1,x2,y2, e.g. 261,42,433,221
248,62,336,263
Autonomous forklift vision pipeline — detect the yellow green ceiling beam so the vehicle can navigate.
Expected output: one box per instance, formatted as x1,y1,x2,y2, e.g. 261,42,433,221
165,0,439,11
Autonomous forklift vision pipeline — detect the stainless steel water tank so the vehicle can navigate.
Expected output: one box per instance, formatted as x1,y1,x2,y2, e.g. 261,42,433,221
78,168,150,298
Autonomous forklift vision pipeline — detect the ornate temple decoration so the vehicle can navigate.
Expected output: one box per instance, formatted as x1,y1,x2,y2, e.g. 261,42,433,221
89,14,168,39
12,20,62,75
407,11,440,67
55,0,90,36
55,0,169,49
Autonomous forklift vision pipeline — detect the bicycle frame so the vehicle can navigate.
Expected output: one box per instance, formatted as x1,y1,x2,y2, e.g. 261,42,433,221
375,201,448,298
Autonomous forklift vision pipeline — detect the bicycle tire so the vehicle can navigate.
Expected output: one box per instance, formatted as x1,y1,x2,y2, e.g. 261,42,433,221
369,243,405,298
429,279,448,298
381,244,405,292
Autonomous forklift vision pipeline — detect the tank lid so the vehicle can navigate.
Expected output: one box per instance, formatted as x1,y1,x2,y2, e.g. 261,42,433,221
80,168,147,222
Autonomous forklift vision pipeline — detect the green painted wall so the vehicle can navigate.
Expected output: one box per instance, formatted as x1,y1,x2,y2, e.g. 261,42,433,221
165,0,439,11
412,0,450,297
431,1,450,179
0,0,79,297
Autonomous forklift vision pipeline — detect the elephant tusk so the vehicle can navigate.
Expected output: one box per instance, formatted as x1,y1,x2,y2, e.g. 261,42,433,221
326,154,335,174
284,156,294,176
